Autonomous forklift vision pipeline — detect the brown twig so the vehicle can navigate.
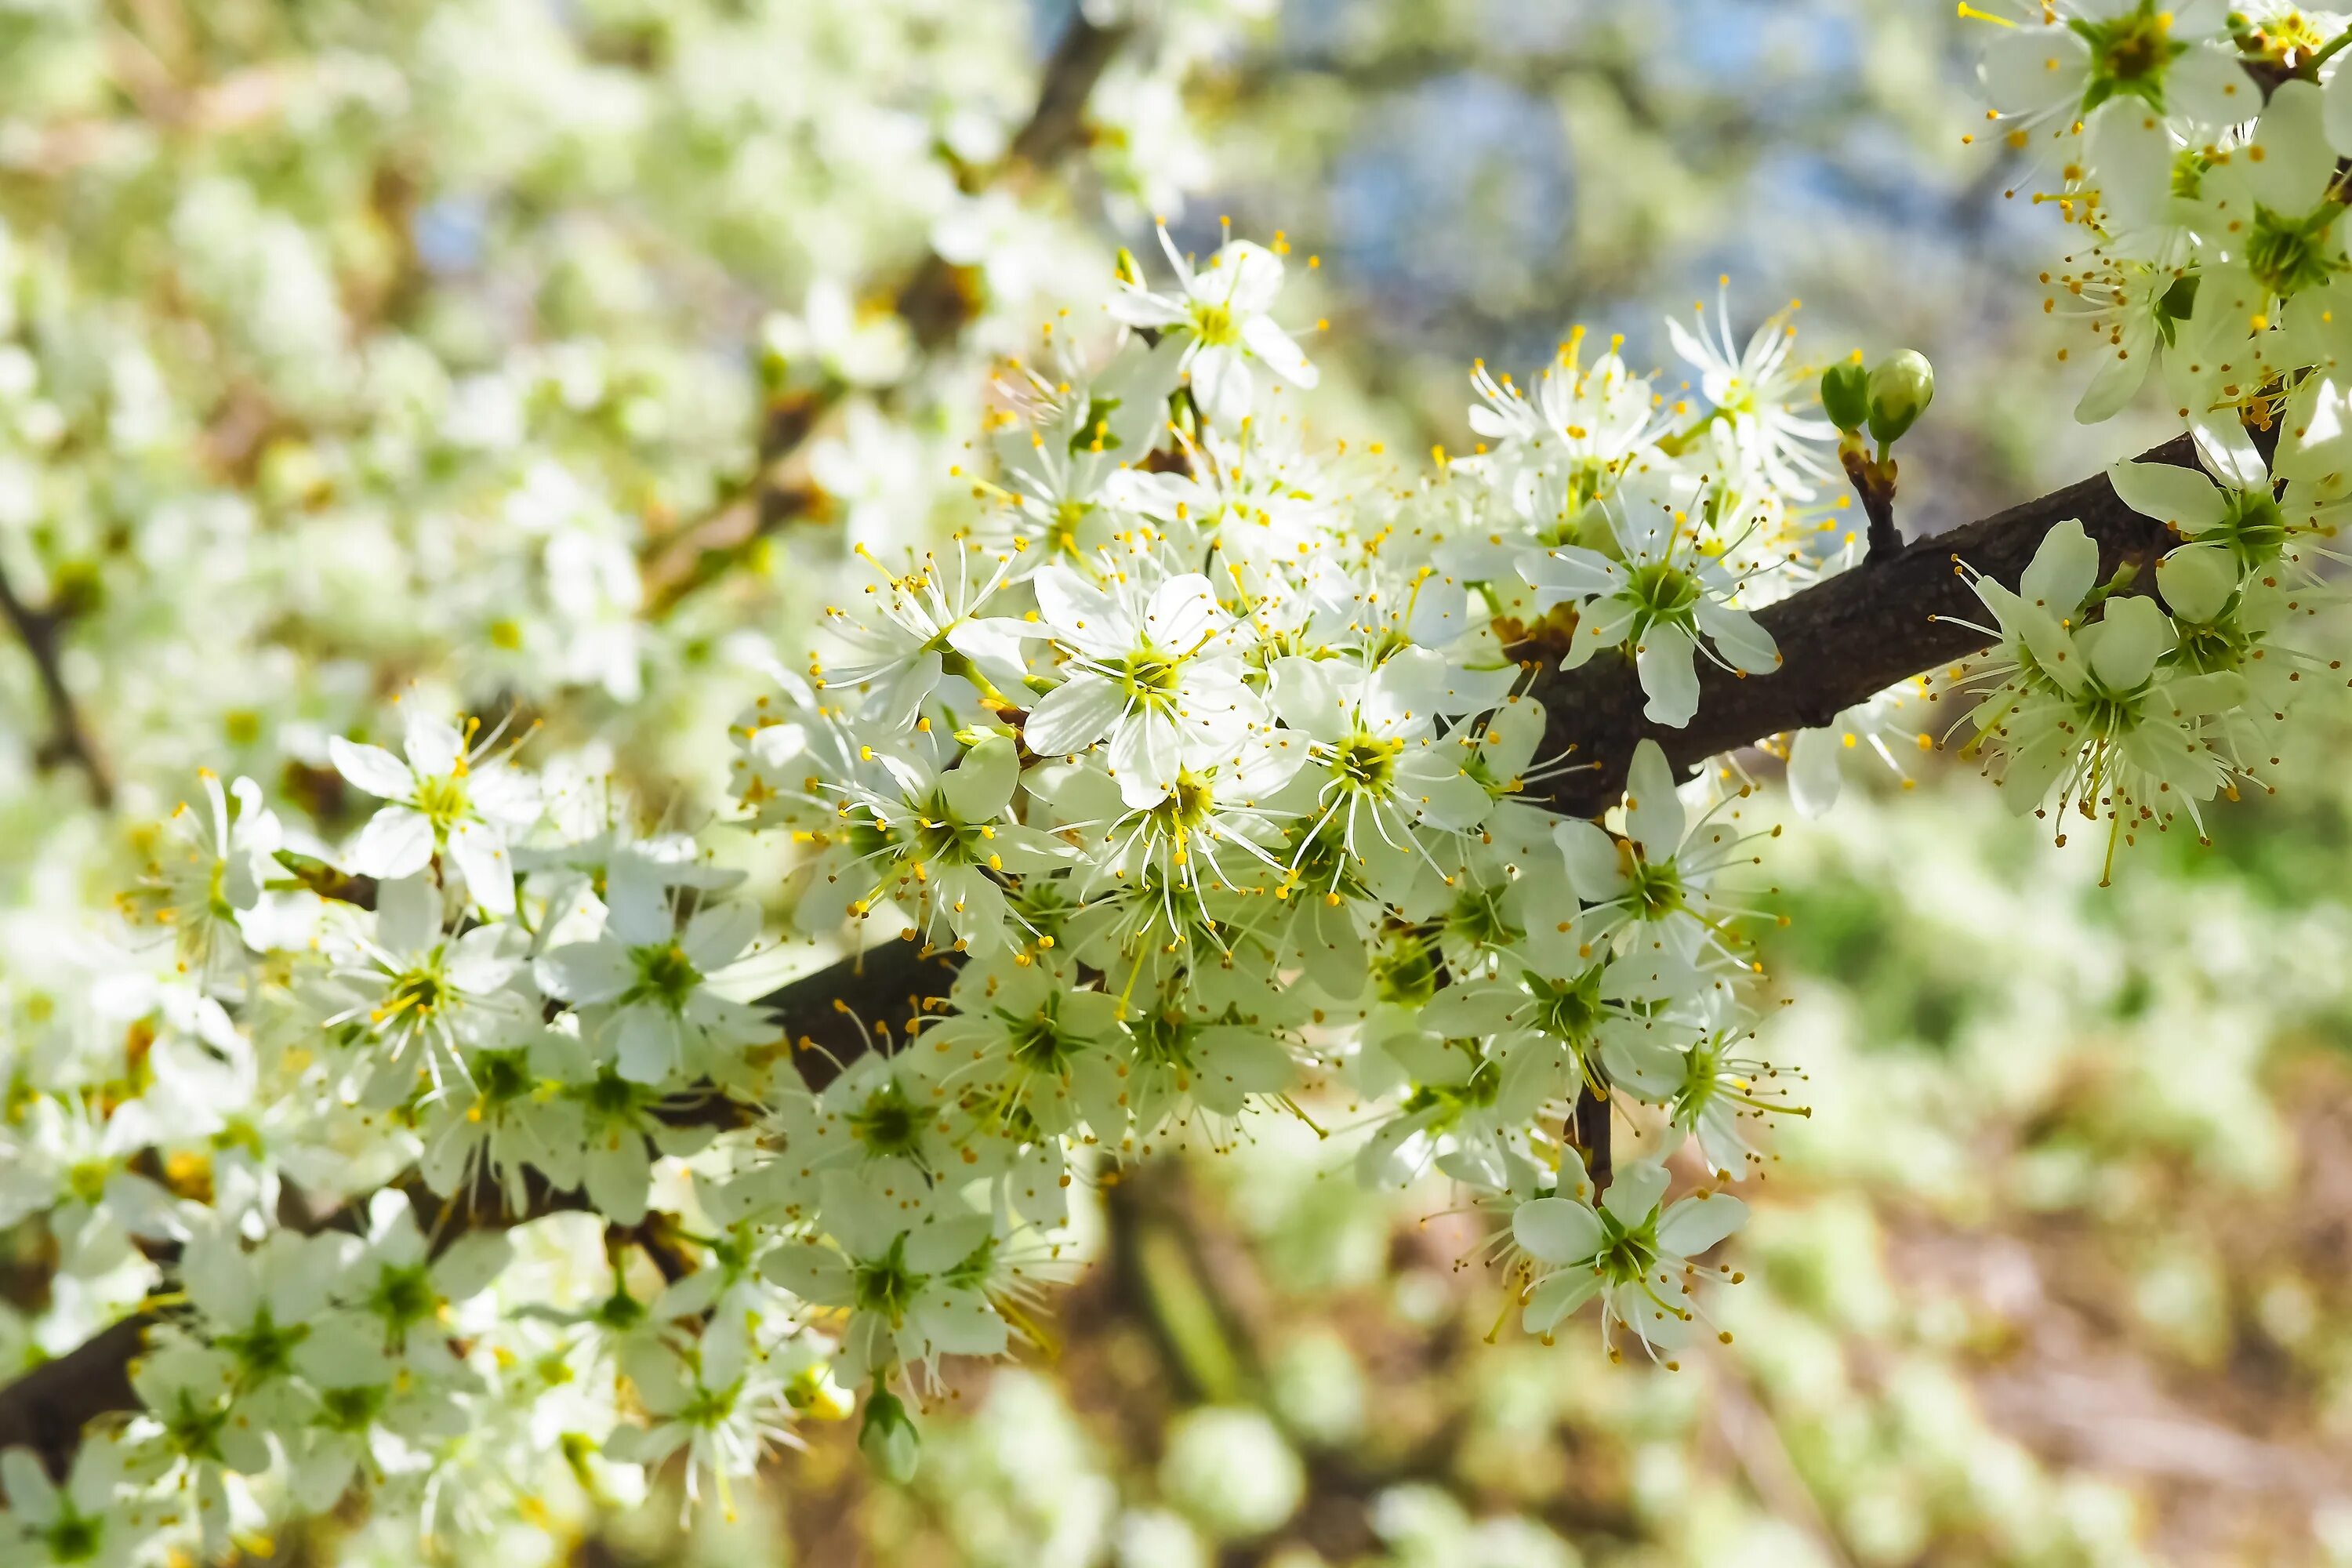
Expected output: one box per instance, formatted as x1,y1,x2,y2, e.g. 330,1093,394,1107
0,554,114,807
636,14,1133,615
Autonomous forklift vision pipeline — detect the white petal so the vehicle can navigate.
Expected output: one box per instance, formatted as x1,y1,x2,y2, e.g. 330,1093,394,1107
1634,629,1700,728
1240,314,1317,388
401,715,466,779
446,819,515,916
1656,1191,1748,1258
1622,740,1686,857
681,901,759,971
1512,1196,1604,1265
2086,594,2168,689
2020,517,2102,612
2107,459,2227,536
328,738,413,800
1022,673,1124,757
348,807,434,880
1600,1160,1669,1227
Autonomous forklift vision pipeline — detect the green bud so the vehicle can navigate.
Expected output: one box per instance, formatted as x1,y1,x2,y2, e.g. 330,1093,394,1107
1865,350,1935,445
859,1389,920,1484
1819,361,1870,434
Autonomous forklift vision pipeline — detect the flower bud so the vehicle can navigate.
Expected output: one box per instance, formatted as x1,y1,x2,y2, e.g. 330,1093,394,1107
1820,361,1870,434
1866,350,1935,445
859,1389,921,1484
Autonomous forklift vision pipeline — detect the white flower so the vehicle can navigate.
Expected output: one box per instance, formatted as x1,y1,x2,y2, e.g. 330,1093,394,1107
1552,740,1755,960
758,1175,1009,1375
607,1329,798,1521
1664,284,1836,500
1518,476,1780,727
1512,1161,1746,1363
1,1436,150,1568
814,544,1030,731
0,1094,187,1276
792,731,1073,954
330,712,541,916
1781,680,1933,818
1962,521,2250,854
1974,5,2247,145
335,1189,513,1367
136,771,281,981
1023,564,1267,809
539,884,771,1087
321,874,534,1109
1109,227,1317,428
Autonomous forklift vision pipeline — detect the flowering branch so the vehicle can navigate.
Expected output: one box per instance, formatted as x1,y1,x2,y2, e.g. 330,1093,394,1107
0,433,2198,1480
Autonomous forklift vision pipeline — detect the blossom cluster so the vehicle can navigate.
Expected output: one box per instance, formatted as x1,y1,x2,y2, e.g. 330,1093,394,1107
1958,0,2352,866
11,4,2352,1565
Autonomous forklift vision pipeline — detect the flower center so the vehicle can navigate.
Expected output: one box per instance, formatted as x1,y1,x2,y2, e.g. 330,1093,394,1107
1190,301,1239,347
2246,203,2342,300
1118,648,1187,710
1625,561,1701,627
850,1083,925,1160
632,942,702,1009
412,770,470,830
1333,731,1403,793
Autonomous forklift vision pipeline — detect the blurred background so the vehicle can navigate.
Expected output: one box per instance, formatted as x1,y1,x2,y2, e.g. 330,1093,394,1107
2,0,2348,1564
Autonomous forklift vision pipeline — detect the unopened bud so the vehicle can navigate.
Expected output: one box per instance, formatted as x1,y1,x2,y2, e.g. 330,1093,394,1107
1866,350,1935,445
1820,361,1870,434
859,1388,920,1484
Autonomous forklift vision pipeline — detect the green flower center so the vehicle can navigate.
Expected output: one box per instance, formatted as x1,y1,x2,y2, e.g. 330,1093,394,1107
1625,561,1701,629
318,1382,389,1433
412,770,470,831
1333,731,1403,793
218,1306,309,1385
1003,1011,1078,1073
2074,6,2184,110
2212,488,2289,569
852,1236,924,1323
2246,203,2342,300
1118,649,1187,710
1626,858,1685,919
1527,967,1604,1044
850,1082,925,1160
369,1262,437,1332
46,1512,103,1563
632,942,702,1009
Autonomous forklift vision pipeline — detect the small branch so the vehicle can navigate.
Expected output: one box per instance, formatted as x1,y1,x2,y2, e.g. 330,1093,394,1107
1571,1084,1613,1195
636,14,1133,612
0,555,114,808
1838,444,1903,563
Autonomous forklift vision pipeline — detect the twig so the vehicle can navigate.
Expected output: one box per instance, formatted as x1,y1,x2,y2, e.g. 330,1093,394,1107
0,555,114,807
636,14,1133,614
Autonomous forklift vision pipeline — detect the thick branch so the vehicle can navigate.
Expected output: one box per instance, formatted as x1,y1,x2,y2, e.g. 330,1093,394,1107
0,556,114,807
1528,434,2189,817
0,434,2191,1475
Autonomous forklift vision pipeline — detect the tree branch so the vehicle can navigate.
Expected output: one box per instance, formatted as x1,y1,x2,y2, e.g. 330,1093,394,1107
637,14,1133,613
1526,434,2189,818
0,555,114,808
0,434,2194,1477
